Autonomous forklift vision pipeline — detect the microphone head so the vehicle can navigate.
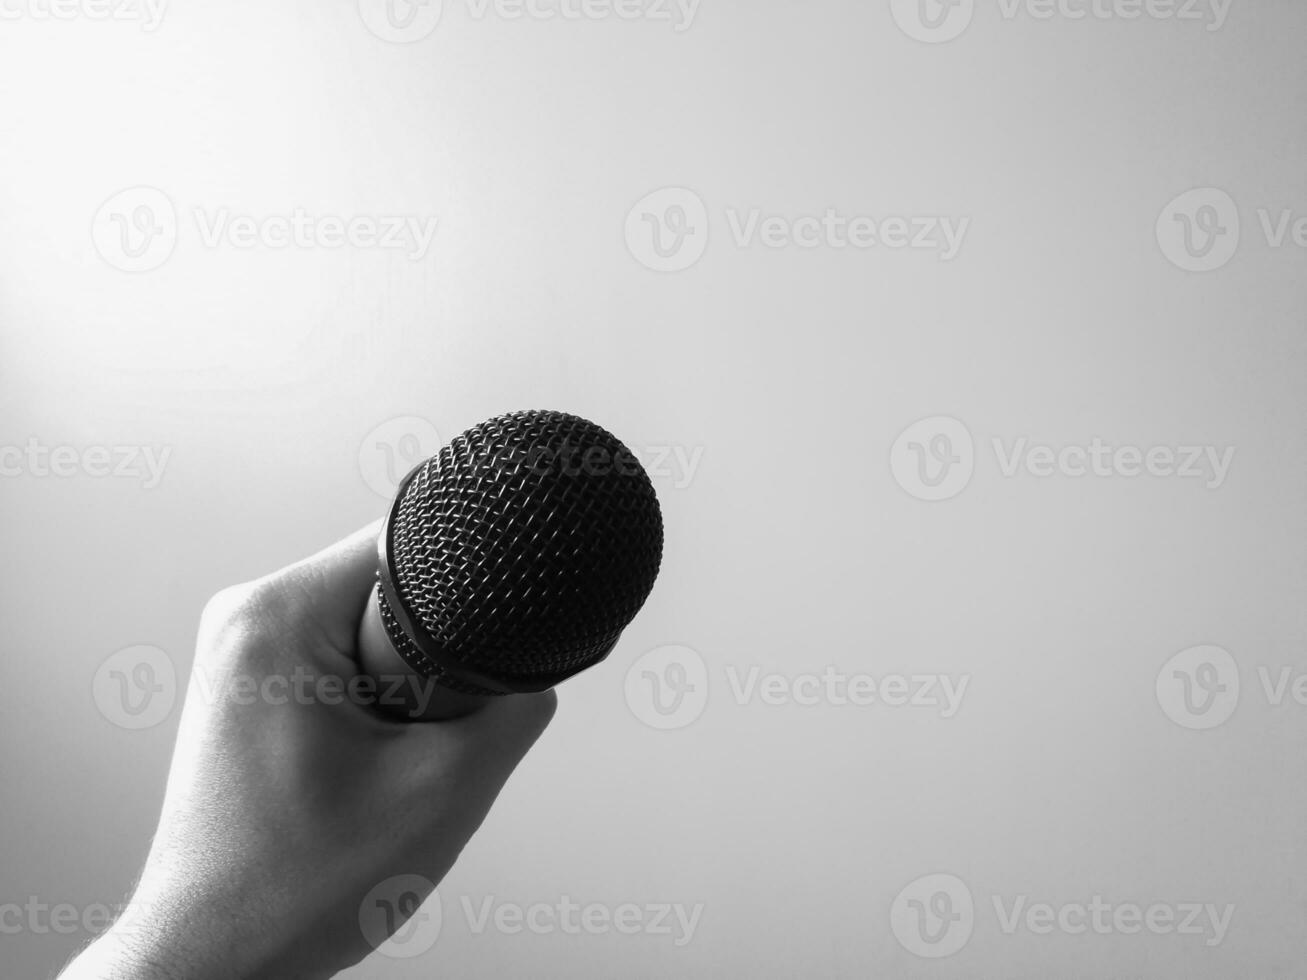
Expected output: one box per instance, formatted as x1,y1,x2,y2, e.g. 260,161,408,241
376,410,664,696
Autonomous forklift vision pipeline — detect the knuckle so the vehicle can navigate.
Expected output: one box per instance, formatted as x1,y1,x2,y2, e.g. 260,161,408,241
517,689,559,739
200,583,257,627
197,580,288,658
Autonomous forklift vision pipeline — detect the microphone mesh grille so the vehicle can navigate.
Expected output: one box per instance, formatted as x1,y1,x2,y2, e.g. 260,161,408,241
381,410,664,693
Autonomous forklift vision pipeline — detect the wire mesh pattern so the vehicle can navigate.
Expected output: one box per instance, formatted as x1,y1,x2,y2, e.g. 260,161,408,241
378,410,664,694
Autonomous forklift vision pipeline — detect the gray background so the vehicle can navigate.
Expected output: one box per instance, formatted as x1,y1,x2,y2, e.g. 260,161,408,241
1,1,1305,977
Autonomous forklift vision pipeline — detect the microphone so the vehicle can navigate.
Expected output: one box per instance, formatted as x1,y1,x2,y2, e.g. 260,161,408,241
356,410,664,720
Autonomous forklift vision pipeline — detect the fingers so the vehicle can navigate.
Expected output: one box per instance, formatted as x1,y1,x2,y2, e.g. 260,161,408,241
460,690,559,748
420,690,558,774
240,523,560,773
384,690,557,835
258,519,384,654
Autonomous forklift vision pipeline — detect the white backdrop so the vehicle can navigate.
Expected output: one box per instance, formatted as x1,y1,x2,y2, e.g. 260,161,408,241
1,1,1304,977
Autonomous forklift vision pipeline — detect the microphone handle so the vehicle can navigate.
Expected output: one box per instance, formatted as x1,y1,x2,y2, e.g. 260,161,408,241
356,585,491,721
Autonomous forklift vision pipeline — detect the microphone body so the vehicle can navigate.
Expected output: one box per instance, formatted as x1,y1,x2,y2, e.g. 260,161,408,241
356,410,664,721
357,597,488,720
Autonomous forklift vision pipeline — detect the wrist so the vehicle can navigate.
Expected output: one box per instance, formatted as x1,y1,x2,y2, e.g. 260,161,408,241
65,899,337,980
60,902,243,980
59,929,188,980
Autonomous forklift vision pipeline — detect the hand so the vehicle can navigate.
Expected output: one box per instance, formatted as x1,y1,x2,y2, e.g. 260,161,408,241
60,523,557,980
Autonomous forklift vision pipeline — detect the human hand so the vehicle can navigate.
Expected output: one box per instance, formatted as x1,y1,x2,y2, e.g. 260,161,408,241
60,522,557,980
